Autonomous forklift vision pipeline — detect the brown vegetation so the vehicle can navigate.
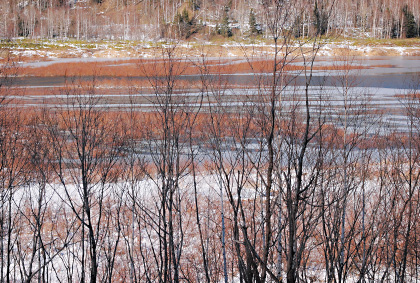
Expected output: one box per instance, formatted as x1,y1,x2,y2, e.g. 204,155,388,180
2,25,420,283
18,59,379,78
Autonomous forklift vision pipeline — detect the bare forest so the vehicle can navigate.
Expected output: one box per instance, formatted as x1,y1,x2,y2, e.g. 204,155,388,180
0,0,420,283
1,0,420,40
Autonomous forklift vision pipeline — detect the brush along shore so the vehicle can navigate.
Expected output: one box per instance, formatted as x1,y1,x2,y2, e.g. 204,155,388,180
2,38,420,62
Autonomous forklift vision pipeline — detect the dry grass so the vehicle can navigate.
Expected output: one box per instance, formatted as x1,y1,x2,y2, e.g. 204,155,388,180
18,58,377,78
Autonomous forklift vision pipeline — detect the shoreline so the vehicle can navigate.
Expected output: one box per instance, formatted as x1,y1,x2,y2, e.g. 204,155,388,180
2,39,420,62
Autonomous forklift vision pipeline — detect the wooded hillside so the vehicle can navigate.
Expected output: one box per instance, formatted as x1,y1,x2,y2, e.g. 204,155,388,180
1,0,419,40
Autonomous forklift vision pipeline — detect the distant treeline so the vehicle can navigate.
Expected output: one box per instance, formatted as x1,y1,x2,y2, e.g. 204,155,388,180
0,0,419,40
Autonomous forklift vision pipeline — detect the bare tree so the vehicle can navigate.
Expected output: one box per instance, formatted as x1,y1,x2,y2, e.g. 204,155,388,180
138,45,198,283
46,77,123,283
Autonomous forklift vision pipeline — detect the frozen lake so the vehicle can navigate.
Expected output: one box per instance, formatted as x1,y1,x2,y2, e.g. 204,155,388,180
11,56,420,131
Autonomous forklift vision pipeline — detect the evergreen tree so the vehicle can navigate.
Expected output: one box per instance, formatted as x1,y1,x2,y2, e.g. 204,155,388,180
314,1,328,35
248,9,260,35
217,6,232,37
175,8,199,39
391,19,400,38
403,5,418,38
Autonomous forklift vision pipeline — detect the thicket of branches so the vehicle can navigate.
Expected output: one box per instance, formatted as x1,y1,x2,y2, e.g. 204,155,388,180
1,0,420,40
1,44,420,283
1,1,420,283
